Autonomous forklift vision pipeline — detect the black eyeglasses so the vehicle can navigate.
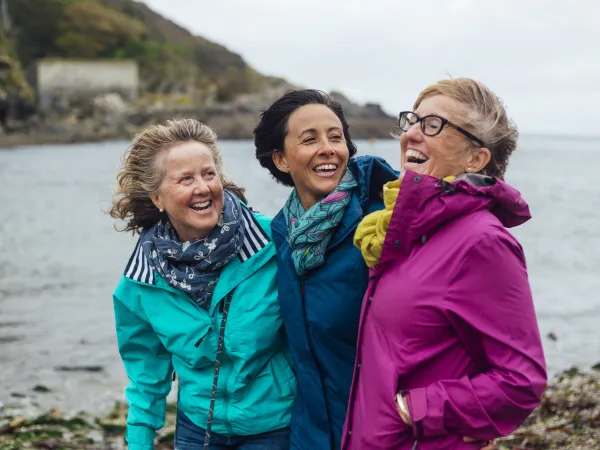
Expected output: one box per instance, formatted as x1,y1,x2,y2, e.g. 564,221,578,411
398,111,486,148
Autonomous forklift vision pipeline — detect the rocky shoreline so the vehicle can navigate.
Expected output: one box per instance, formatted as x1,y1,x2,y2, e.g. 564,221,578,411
1,367,599,449
0,115,396,149
0,89,397,149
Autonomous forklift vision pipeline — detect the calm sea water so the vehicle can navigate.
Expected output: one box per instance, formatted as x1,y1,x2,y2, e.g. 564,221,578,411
1,137,599,414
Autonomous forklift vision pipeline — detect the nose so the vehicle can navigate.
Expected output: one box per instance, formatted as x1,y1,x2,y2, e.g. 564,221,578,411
192,177,210,195
404,121,424,141
317,138,336,155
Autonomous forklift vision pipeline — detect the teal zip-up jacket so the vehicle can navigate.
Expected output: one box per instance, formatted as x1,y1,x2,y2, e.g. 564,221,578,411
113,206,296,450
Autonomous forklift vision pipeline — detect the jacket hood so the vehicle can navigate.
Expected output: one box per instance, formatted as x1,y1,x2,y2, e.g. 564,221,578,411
379,170,531,268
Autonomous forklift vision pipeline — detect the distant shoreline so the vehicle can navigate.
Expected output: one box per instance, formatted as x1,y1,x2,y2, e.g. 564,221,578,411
1,129,597,151
0,127,395,150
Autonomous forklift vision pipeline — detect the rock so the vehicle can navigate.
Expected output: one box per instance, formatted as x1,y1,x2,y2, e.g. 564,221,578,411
498,368,600,449
92,93,128,116
8,416,26,429
10,392,26,398
0,335,23,343
53,365,104,373
48,409,63,421
564,366,580,377
32,384,52,393
592,362,600,371
29,440,61,449
2,369,596,449
547,331,558,341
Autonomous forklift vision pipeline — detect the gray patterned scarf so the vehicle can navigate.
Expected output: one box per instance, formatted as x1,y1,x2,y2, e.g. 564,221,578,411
140,191,245,310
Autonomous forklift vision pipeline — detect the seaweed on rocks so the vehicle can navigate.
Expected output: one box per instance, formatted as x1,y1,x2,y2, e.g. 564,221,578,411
1,367,599,449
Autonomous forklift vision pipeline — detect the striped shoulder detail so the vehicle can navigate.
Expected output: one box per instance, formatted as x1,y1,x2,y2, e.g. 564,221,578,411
238,205,271,262
124,237,156,285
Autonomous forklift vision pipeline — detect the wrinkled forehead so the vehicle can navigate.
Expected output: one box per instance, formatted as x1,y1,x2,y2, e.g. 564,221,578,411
414,94,469,122
158,141,218,174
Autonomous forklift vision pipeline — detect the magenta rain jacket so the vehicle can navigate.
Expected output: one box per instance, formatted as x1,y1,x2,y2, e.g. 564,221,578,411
342,171,547,450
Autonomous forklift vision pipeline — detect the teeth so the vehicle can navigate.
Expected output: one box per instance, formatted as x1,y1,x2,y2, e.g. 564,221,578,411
315,164,338,171
190,201,211,209
406,149,428,161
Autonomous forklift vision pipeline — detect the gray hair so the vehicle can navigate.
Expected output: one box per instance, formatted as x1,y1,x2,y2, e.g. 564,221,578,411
412,78,518,179
109,118,246,233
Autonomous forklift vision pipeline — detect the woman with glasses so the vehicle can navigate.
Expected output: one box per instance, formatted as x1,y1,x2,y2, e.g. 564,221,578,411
343,78,547,449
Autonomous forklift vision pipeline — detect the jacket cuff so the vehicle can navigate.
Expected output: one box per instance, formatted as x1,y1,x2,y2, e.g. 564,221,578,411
406,386,446,438
126,424,156,449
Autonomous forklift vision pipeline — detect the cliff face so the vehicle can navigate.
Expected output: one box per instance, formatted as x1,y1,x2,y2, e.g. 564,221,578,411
0,0,395,142
6,0,284,101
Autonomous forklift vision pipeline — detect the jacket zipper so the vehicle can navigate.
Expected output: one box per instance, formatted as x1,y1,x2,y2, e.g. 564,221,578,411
194,326,213,347
300,278,313,354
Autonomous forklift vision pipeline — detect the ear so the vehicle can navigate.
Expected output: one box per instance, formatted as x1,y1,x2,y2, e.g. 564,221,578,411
272,150,289,173
150,192,163,211
466,147,491,174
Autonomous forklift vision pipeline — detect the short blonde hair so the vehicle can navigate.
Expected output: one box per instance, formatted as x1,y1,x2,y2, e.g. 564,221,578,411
413,78,518,179
109,118,246,233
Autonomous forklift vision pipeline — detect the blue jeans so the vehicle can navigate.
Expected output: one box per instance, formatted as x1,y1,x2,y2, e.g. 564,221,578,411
175,408,291,450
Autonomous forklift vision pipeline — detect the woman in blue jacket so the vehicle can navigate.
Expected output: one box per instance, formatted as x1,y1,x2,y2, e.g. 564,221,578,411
254,90,398,449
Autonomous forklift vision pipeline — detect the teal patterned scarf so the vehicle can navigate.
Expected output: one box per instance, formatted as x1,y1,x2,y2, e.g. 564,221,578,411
283,169,358,275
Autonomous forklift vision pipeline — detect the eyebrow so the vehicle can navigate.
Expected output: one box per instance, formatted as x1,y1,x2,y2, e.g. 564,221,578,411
298,126,343,138
171,165,215,176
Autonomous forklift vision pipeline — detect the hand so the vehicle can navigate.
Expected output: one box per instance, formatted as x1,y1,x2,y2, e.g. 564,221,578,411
394,394,411,425
463,437,496,449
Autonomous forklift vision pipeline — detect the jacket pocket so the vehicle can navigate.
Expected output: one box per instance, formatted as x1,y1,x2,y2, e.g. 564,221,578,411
175,321,216,370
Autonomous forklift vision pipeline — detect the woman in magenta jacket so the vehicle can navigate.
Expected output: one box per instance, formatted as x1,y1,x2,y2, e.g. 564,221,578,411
343,78,547,449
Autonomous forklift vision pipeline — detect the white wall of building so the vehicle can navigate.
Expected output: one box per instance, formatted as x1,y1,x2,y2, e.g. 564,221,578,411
34,59,139,109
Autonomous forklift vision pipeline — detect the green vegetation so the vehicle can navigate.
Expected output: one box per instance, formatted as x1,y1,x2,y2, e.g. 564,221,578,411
3,0,282,102
1,369,599,449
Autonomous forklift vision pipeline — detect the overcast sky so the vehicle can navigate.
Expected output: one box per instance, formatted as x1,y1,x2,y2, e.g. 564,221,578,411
142,0,599,136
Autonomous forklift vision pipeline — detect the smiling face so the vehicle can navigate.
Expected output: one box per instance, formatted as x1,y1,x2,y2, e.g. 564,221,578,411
151,141,224,241
272,104,350,210
400,95,490,179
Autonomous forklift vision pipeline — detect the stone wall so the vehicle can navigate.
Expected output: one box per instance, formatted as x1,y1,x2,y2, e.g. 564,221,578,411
29,59,139,111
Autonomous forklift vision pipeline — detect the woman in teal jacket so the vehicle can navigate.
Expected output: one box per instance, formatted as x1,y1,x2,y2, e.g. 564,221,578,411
109,119,295,450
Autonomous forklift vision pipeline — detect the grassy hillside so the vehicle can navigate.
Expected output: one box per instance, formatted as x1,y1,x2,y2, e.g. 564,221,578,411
5,0,284,101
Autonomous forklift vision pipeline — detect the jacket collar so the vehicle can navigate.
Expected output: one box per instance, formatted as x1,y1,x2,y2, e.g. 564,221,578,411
378,170,531,270
124,203,271,285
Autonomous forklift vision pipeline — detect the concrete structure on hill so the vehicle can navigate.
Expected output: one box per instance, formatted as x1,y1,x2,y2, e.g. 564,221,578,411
28,59,139,111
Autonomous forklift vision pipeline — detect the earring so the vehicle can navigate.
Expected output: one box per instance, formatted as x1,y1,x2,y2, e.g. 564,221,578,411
159,208,164,213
